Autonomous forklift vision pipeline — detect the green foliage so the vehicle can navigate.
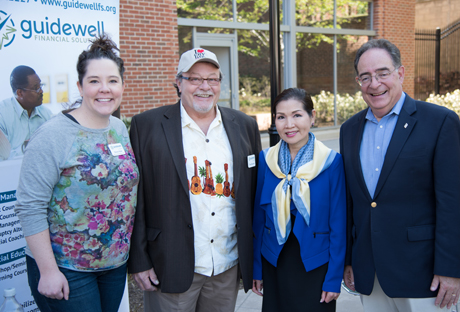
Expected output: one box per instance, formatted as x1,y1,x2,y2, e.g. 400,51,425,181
177,0,233,21
215,173,224,183
425,90,460,116
199,166,206,177
121,115,132,131
312,91,367,126
335,92,368,123
296,0,368,51
239,75,271,113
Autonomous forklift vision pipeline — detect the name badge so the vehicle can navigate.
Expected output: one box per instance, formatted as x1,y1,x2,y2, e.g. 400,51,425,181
108,143,126,156
247,154,256,168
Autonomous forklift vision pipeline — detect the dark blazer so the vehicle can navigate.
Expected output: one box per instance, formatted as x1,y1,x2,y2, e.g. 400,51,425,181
127,102,262,293
340,94,460,298
253,148,346,293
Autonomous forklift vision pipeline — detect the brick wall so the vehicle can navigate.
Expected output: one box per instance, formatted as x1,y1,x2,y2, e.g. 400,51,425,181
119,0,179,117
373,0,416,98
415,0,460,29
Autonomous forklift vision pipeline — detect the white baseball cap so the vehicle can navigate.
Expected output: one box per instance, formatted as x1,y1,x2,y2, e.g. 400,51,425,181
177,48,221,75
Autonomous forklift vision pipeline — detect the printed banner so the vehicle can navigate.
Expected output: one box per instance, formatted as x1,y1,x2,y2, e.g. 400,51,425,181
1,0,119,115
0,1,125,310
0,160,32,310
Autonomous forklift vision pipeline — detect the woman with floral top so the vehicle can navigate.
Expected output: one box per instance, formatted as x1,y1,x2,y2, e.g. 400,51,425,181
15,35,139,312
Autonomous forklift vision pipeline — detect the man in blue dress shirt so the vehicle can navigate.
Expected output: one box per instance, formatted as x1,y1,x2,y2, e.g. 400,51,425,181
340,39,460,311
0,65,52,159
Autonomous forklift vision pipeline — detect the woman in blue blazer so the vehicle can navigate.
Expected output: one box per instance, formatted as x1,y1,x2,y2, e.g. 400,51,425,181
252,88,346,311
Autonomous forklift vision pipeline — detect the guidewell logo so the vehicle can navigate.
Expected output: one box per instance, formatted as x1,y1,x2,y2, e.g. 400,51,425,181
0,13,106,49
21,16,105,42
0,11,17,51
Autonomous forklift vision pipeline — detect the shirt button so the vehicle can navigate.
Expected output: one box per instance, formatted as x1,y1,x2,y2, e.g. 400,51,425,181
375,168,379,172
371,202,377,208
205,139,209,143
380,125,383,128
211,212,215,216
211,239,214,243
188,224,192,229
377,146,380,149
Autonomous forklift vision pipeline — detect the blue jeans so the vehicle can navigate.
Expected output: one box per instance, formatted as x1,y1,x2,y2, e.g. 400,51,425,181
26,256,127,312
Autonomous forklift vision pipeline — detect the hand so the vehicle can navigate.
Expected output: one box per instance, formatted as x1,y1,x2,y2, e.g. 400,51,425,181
132,268,160,291
431,275,460,309
321,291,340,303
252,279,263,296
343,265,355,291
38,268,69,300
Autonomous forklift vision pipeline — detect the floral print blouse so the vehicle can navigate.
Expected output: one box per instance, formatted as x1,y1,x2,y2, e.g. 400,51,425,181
16,113,139,271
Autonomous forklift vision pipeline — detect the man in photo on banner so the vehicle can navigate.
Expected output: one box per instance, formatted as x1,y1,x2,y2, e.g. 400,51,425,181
128,48,262,311
0,65,52,160
340,38,460,312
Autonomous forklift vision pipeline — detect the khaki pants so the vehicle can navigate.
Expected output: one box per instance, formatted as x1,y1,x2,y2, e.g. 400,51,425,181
144,265,239,312
360,275,450,312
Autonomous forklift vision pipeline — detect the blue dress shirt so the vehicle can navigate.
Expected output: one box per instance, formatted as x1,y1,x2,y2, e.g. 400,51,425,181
0,96,52,159
360,93,406,198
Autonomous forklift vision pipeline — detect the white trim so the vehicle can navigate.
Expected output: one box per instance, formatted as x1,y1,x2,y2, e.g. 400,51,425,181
178,18,376,36
283,0,297,89
194,32,240,110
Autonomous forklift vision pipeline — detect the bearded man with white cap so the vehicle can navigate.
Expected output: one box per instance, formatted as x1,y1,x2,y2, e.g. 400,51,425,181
128,48,262,311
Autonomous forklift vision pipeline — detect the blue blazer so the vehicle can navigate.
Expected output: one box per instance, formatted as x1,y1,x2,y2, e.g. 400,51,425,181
253,146,346,293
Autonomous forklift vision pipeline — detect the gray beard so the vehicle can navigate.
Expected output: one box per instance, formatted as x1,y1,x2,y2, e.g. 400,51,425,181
192,102,214,113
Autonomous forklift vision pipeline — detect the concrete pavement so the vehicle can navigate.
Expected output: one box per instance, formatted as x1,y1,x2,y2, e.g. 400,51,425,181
234,287,363,312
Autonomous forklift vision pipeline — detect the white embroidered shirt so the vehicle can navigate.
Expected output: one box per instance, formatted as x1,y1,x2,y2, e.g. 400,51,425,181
181,102,237,276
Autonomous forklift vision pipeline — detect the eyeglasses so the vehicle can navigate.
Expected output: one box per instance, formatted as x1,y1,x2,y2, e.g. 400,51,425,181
21,83,45,93
181,76,221,86
356,67,400,87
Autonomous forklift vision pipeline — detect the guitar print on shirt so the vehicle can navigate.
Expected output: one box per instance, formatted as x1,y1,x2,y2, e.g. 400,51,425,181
188,156,234,200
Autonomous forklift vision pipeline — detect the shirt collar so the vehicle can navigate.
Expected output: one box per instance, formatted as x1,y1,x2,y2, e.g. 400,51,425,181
180,101,222,129
12,96,44,119
365,92,406,122
12,97,27,118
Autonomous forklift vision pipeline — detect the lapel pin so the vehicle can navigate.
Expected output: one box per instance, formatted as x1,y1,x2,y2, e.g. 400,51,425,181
404,123,408,128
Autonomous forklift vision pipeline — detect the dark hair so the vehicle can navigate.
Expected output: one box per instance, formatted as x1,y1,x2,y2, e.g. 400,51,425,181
10,65,36,93
354,39,401,75
173,74,182,98
76,34,125,85
274,88,314,117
